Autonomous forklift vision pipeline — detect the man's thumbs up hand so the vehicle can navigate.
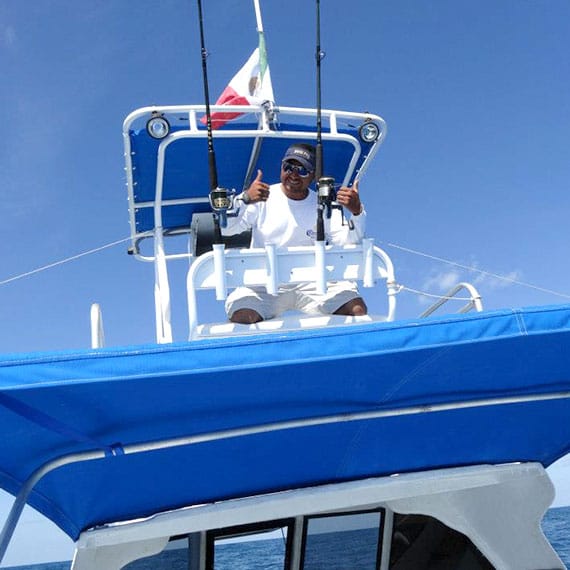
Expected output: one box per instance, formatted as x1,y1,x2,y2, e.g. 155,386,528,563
244,169,270,203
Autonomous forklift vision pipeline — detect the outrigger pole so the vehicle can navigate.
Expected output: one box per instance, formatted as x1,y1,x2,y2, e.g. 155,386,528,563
196,0,231,241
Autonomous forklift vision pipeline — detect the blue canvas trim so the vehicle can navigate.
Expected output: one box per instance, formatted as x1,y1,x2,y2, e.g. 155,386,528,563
0,393,120,457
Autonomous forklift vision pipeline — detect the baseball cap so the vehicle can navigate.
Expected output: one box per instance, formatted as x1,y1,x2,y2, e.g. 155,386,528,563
282,144,316,172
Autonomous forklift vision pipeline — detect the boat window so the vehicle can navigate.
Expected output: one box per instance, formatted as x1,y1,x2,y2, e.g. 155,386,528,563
301,510,384,570
389,513,495,569
207,520,293,570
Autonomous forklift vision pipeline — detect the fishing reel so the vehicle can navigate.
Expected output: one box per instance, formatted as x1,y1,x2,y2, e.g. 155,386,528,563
209,187,235,228
317,176,337,219
316,176,336,242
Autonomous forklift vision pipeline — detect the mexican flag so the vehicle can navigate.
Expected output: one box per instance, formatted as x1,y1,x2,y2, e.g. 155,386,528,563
205,34,274,129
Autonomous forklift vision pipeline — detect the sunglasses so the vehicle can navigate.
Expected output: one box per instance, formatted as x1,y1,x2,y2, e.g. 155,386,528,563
282,161,313,178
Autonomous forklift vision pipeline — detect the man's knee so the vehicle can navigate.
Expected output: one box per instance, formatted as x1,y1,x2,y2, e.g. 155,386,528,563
334,297,367,317
230,308,264,324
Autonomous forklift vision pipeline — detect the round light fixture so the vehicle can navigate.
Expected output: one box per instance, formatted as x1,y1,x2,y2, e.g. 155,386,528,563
358,121,380,143
146,115,170,139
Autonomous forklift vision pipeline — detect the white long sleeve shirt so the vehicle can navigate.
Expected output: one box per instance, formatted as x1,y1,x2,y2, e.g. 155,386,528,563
223,183,366,248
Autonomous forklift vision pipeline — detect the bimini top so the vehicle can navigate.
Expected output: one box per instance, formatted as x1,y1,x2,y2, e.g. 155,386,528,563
1,304,570,540
123,104,386,256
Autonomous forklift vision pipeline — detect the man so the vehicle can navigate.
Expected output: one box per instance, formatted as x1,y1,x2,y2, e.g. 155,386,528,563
222,143,367,324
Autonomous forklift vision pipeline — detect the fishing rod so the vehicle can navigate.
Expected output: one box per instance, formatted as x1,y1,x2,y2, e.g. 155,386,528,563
196,0,231,240
315,0,323,184
315,0,336,242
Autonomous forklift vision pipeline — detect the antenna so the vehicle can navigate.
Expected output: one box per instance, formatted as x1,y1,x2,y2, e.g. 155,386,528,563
196,0,232,240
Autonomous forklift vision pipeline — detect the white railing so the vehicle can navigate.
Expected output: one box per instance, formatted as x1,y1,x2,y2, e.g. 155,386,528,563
419,282,483,318
186,238,398,340
90,303,105,349
122,104,387,264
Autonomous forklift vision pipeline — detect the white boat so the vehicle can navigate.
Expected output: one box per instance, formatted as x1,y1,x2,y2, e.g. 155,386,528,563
1,3,569,569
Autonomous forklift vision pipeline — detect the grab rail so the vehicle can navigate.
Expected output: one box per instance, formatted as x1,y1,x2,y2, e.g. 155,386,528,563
419,282,483,318
90,303,105,349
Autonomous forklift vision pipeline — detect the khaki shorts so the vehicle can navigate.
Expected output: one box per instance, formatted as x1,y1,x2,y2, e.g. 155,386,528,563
225,281,361,320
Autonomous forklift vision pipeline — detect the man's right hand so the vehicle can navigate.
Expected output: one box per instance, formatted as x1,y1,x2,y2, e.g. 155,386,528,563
244,169,270,203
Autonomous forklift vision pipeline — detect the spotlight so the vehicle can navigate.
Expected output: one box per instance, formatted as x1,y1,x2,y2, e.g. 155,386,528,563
358,121,380,143
146,114,170,139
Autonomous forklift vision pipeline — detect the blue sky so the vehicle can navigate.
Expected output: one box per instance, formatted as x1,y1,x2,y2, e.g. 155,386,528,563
1,0,570,565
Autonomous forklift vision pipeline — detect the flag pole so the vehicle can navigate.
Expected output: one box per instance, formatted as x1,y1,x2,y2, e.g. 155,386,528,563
253,0,271,95
242,0,270,191
253,0,264,33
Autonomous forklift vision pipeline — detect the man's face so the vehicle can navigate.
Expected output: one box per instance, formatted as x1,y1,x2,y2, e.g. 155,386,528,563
280,159,315,197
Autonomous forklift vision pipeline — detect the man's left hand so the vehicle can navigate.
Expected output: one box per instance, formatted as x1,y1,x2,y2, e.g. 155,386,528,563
336,180,363,216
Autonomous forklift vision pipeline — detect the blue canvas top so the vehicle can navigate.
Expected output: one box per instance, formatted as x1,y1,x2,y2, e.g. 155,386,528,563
1,304,570,539
125,108,382,242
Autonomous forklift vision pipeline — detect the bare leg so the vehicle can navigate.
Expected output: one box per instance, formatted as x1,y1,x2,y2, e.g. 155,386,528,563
230,308,264,324
334,297,367,316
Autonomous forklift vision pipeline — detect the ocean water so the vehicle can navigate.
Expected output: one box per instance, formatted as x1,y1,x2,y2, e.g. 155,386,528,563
3,506,569,569
544,506,570,567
